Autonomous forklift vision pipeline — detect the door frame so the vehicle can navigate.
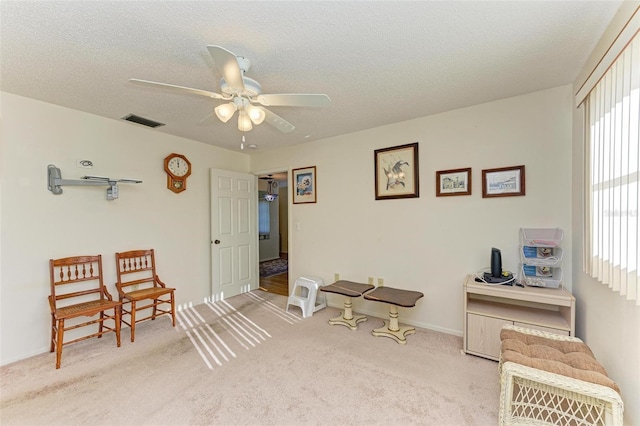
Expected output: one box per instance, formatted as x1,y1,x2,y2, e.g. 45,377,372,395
254,167,291,290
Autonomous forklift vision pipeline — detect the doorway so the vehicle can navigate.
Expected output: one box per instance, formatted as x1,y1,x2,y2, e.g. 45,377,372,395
257,171,289,296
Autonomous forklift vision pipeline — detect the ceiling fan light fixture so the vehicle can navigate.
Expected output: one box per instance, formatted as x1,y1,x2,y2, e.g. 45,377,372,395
215,102,237,123
131,46,331,135
246,104,266,125
237,109,253,132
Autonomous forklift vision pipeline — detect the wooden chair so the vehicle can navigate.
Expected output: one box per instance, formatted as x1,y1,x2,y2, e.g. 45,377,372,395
115,249,176,342
49,255,121,369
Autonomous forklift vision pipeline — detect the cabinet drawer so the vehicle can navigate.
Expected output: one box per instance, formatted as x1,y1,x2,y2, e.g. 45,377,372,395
513,322,570,336
467,314,511,360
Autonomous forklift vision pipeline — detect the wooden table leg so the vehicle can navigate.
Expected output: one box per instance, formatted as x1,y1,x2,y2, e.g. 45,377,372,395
371,304,415,344
328,296,368,330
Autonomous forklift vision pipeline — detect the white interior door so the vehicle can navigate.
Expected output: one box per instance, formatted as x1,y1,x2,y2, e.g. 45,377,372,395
210,169,258,301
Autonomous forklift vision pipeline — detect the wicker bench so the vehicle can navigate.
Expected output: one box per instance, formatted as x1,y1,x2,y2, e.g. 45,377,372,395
499,325,624,426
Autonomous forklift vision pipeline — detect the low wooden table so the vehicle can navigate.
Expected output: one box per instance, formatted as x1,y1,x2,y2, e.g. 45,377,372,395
363,286,424,344
320,280,375,330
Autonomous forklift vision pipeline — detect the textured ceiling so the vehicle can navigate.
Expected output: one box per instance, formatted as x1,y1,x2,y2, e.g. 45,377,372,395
0,1,621,152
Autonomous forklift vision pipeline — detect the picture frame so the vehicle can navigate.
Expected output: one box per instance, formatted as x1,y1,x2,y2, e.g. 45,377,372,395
482,165,525,198
292,166,317,204
374,142,419,200
436,167,472,197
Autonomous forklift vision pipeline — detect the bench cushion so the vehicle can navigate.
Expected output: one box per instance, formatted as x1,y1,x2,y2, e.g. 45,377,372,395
500,328,619,393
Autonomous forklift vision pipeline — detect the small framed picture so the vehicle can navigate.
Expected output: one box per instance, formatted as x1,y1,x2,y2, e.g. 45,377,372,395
436,167,472,197
482,165,525,198
374,142,419,200
292,166,317,204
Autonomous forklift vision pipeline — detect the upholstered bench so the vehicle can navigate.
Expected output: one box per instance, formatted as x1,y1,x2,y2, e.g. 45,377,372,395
499,325,624,426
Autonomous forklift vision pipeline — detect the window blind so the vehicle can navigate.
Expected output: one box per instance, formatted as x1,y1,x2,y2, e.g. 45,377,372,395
258,199,270,237
584,32,640,305
575,6,639,107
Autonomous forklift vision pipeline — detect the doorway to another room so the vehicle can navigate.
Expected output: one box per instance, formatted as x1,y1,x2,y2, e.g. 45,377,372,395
258,172,289,296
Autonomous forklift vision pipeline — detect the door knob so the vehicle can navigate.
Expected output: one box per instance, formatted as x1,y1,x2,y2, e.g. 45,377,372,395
214,240,221,244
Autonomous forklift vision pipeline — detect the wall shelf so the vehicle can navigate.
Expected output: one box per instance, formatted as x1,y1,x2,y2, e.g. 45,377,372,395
47,164,141,200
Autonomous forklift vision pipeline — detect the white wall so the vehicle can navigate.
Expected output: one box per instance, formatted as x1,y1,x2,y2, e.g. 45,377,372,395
278,185,289,254
0,93,249,364
570,4,640,424
251,85,573,335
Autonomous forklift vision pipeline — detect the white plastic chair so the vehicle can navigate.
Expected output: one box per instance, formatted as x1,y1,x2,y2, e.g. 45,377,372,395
286,276,326,318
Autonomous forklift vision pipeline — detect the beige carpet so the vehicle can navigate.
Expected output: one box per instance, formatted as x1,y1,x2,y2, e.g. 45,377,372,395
0,290,500,425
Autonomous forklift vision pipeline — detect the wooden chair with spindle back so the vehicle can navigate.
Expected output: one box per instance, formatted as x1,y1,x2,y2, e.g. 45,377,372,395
48,255,122,369
115,249,176,342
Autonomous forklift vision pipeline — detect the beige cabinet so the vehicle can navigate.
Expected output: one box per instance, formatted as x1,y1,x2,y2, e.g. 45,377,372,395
467,314,511,359
463,275,575,361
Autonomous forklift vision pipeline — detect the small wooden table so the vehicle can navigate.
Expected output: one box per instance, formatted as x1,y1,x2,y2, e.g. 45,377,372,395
320,280,375,330
363,286,424,344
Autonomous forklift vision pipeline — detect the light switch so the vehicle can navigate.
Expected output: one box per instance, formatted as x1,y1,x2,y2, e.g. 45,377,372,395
295,222,301,231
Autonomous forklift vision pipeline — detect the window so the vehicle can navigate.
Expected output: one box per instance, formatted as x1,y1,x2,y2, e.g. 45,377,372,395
584,33,639,304
259,199,270,239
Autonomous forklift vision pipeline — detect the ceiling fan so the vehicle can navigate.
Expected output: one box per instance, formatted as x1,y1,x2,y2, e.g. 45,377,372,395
129,45,331,134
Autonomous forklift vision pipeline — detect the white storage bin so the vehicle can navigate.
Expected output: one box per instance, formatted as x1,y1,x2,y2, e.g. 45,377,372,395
520,246,563,267
520,265,563,288
520,228,564,248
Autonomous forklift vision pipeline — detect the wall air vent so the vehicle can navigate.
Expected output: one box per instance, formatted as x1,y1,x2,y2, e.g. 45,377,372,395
122,114,165,128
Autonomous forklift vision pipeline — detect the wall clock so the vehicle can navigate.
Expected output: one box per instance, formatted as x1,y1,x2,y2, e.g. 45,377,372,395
163,153,191,193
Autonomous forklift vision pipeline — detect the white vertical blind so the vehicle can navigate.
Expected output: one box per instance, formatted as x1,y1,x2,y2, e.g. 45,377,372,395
585,33,640,305
575,7,640,107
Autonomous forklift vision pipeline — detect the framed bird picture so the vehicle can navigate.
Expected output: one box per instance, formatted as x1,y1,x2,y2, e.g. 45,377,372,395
374,142,419,200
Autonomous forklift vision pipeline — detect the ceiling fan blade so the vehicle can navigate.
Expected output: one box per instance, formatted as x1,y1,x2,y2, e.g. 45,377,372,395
129,79,226,100
198,111,216,124
262,108,295,133
207,45,245,92
255,94,331,107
